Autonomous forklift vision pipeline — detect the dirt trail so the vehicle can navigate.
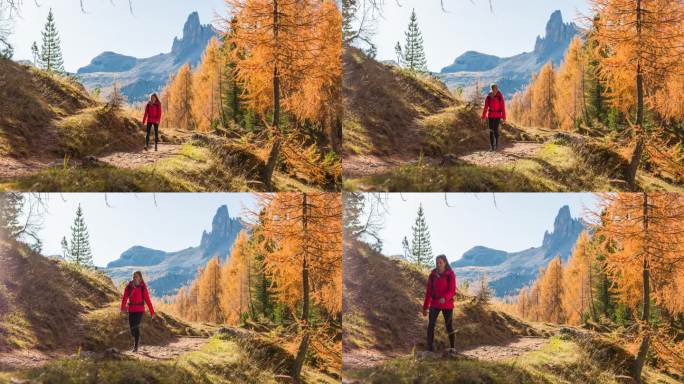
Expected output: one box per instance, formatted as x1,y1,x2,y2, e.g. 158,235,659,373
343,336,550,372
0,337,209,372
123,337,209,361
343,142,544,180
0,143,182,181
458,336,548,361
98,143,182,169
458,142,543,168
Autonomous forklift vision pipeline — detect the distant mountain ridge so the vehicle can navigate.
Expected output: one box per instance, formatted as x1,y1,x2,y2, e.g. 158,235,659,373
77,12,217,102
105,205,243,297
437,10,580,94
451,205,585,297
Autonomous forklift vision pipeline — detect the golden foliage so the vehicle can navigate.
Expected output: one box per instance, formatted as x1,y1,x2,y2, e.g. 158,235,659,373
224,0,342,124
192,38,226,132
256,192,342,316
554,37,586,131
163,63,195,130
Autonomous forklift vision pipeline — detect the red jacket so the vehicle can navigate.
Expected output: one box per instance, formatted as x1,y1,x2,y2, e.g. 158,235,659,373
423,269,457,310
120,281,155,316
481,91,506,120
142,101,162,125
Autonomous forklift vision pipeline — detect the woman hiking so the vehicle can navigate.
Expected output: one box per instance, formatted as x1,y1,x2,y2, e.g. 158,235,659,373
120,271,155,353
422,254,457,353
481,83,506,151
142,93,162,151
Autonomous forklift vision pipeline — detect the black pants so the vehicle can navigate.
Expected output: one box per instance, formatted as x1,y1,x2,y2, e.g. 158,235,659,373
488,118,501,150
427,308,455,351
129,311,144,348
146,123,159,149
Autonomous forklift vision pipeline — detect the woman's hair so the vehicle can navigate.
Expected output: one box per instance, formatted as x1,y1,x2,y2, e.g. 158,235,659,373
133,271,144,282
150,93,160,104
490,83,498,90
435,254,452,271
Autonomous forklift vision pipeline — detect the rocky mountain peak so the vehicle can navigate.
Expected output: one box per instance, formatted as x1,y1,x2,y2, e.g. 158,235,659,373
542,205,584,253
534,10,578,59
171,12,216,58
200,205,241,255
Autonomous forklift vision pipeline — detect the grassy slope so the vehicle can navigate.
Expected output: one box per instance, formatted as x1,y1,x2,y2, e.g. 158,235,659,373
0,59,142,158
343,241,680,384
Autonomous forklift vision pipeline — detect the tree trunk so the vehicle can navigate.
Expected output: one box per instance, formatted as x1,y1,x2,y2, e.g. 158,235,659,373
262,0,281,188
631,192,650,383
627,0,645,190
292,193,310,383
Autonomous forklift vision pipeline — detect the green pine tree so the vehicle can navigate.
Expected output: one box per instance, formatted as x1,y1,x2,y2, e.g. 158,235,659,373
402,9,428,73
409,203,432,267
68,204,93,268
38,9,65,72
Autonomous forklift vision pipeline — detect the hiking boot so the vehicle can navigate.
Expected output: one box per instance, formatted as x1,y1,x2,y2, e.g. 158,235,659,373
144,146,148,151
155,145,158,152
132,346,138,353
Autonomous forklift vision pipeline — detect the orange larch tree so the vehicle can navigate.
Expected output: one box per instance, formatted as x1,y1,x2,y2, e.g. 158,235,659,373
588,0,684,188
220,231,252,325
198,256,224,323
591,192,684,381
256,192,342,382
224,0,342,187
530,61,557,129
539,256,564,323
192,38,226,132
555,37,586,132
561,231,597,325
164,63,195,130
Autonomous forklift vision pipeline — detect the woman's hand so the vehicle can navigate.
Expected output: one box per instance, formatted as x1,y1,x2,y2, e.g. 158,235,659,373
422,309,428,317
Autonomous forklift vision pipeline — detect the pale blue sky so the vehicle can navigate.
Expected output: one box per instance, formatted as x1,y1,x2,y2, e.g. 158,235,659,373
10,0,225,72
375,193,597,261
375,0,589,72
32,193,255,268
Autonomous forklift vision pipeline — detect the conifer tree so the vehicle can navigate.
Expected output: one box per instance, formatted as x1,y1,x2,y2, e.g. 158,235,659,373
163,64,194,130
68,204,93,268
409,203,432,267
530,61,557,128
192,38,225,132
402,9,428,73
198,256,224,323
38,9,64,73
